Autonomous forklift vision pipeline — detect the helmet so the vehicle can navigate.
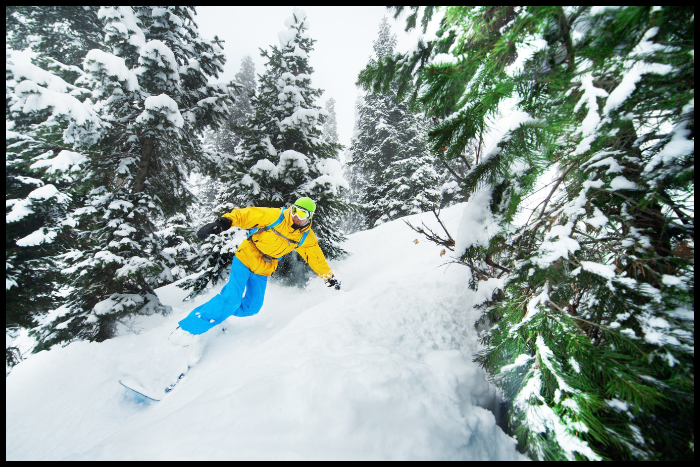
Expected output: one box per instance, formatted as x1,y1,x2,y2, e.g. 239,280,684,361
293,196,316,214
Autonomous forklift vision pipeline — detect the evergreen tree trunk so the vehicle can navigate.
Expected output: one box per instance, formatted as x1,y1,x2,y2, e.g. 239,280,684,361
133,136,154,194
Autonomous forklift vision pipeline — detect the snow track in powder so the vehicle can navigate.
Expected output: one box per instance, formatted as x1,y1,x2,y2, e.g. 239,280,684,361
6,204,526,461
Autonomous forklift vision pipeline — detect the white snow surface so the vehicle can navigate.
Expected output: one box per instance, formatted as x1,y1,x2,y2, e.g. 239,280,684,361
30,150,87,174
137,94,184,129
480,97,532,165
15,228,57,247
139,40,180,79
303,158,350,195
278,7,310,48
534,224,580,268
6,205,526,461
431,53,459,66
84,49,140,91
6,185,69,223
644,99,694,173
573,73,608,137
454,186,500,256
608,175,641,191
603,61,673,116
504,35,547,78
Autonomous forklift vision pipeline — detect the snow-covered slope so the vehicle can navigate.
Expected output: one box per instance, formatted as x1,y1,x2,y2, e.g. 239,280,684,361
6,204,526,461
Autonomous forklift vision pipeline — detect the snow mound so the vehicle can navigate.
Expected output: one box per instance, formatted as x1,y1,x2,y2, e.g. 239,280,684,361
6,204,525,461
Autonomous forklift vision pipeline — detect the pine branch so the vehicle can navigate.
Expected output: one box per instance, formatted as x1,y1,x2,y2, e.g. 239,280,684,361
519,177,561,203
659,189,694,226
545,301,648,356
452,257,492,281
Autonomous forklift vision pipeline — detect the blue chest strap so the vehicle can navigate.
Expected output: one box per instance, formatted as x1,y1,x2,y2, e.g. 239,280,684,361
247,207,310,249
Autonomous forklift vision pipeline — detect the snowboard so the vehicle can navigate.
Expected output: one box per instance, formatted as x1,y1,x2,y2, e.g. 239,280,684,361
120,366,190,402
120,323,221,401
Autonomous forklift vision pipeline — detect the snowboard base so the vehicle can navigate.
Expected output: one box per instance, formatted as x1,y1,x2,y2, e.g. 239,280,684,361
119,378,162,401
120,366,190,402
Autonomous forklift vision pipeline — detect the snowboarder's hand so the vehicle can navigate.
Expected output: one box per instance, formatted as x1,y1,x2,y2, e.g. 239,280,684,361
326,277,341,290
217,217,232,230
196,217,232,239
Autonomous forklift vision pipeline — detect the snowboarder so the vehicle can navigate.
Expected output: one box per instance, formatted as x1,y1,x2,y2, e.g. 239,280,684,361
170,197,340,345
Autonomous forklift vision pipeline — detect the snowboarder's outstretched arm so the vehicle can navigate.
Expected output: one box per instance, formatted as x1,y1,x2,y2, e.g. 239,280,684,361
197,207,281,240
295,230,336,283
221,206,282,230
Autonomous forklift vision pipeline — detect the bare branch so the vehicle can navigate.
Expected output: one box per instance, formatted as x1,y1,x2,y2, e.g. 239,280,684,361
519,177,561,203
536,161,578,222
556,6,576,73
404,211,456,251
436,151,465,183
485,254,511,274
431,209,456,246
475,138,481,165
459,154,472,171
659,189,693,226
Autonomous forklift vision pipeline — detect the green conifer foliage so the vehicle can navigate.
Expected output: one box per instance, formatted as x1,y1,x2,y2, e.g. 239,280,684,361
5,142,72,330
360,6,694,461
6,6,104,68
6,18,105,361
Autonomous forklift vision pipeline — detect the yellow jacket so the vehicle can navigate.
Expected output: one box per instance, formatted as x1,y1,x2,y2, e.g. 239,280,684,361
222,206,334,279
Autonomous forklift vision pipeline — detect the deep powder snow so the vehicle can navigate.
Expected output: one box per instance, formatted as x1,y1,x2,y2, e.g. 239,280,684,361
6,204,526,461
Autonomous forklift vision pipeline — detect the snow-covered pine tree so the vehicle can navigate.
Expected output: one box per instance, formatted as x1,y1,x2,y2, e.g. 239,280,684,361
348,18,441,228
339,97,368,235
14,6,236,350
230,55,257,131
210,55,256,155
322,98,339,144
233,8,349,283
6,8,107,362
6,6,104,69
186,173,226,228
376,113,442,225
6,113,77,333
359,6,694,461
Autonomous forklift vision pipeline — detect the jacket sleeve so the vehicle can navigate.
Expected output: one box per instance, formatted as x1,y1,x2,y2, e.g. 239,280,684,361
295,230,334,280
221,207,280,230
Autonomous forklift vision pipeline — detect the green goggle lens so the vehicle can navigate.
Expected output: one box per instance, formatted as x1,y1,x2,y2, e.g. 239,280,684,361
291,205,311,219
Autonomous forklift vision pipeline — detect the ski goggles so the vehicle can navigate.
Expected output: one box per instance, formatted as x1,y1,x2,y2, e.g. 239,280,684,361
291,205,312,220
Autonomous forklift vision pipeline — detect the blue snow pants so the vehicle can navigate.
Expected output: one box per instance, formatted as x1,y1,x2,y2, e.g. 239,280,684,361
178,256,268,335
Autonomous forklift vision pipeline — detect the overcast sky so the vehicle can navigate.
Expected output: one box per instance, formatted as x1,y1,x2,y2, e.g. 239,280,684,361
194,6,441,151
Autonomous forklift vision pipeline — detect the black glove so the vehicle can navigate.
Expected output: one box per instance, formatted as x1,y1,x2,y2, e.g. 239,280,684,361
325,276,341,290
196,217,232,239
